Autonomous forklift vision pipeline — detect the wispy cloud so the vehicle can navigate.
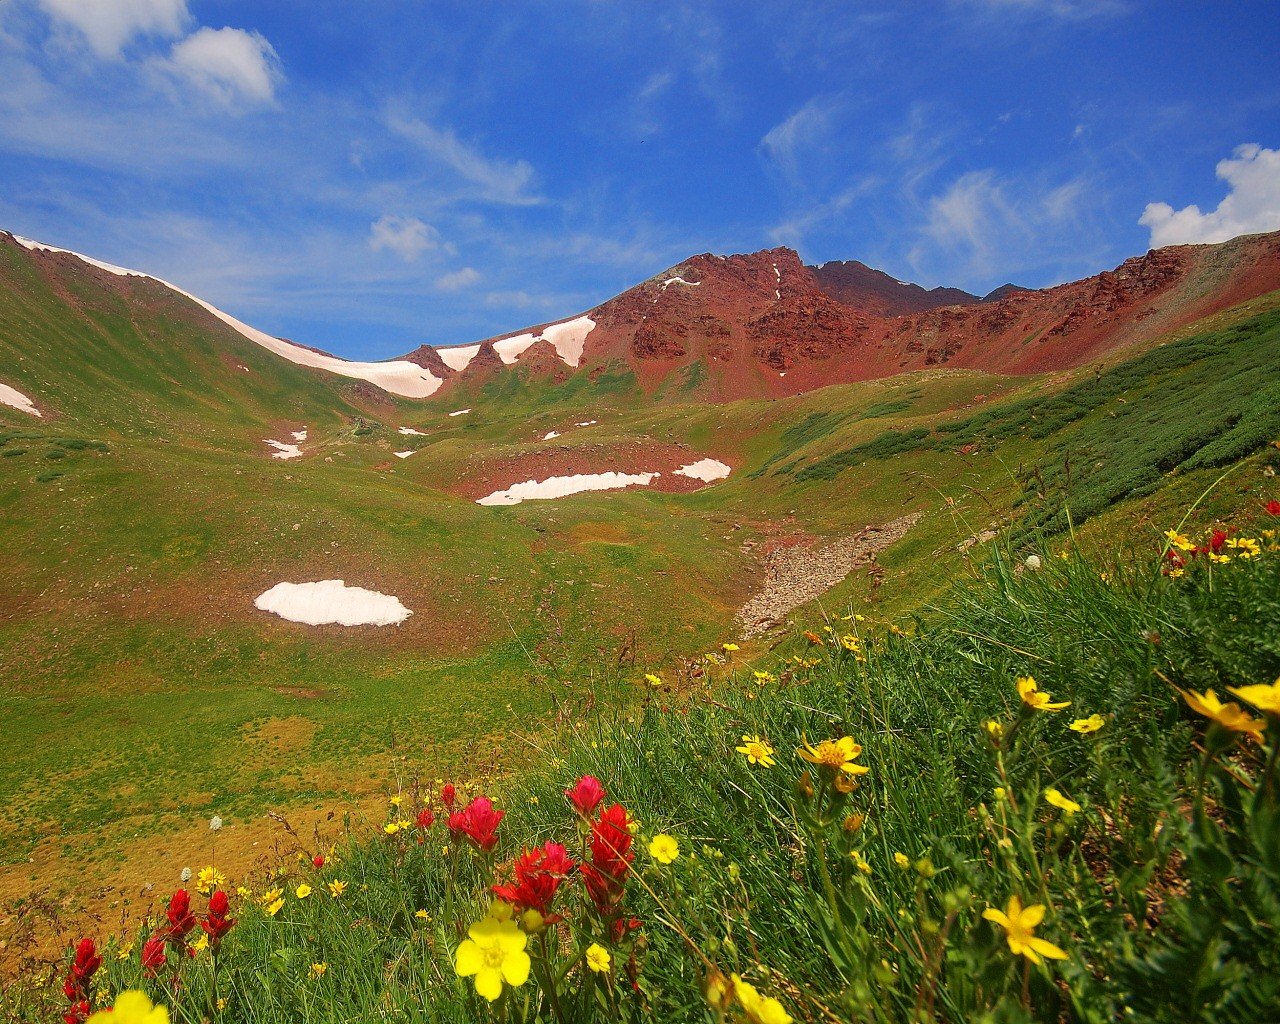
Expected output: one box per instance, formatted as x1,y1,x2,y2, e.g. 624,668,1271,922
369,215,450,261
385,109,542,206
1139,143,1280,247
37,0,190,58
435,266,481,291
760,96,840,183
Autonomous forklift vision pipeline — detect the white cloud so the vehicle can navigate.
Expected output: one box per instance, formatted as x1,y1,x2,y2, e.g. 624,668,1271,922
369,215,447,261
435,267,481,291
1139,144,1280,248
38,0,189,57
386,111,541,206
162,27,282,105
760,96,837,181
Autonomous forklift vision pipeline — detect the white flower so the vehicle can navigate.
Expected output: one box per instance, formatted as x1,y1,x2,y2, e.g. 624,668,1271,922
1024,554,1042,570
180,867,192,882
209,815,223,831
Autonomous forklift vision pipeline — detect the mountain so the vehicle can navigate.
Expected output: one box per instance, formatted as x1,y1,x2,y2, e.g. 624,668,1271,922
809,259,981,315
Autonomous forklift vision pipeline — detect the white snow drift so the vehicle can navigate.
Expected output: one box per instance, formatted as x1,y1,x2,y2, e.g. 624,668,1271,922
435,315,596,372
394,450,414,459
255,580,412,626
0,380,40,417
15,236,444,398
398,426,426,435
264,439,302,459
478,471,660,506
674,458,732,482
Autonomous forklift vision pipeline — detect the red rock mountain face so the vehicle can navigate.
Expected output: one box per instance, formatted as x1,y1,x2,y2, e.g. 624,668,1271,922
427,230,1280,402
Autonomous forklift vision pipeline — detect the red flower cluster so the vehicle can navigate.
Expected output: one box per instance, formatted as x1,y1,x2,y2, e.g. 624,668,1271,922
565,775,606,817
165,889,196,948
200,890,236,950
448,795,505,852
312,853,326,869
492,841,576,914
141,935,167,977
441,783,456,808
581,803,635,916
416,807,435,830
62,938,101,1024
1267,499,1280,516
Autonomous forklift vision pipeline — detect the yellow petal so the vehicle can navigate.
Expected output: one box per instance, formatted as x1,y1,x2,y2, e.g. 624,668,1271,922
496,924,528,954
1028,937,1069,961
474,966,504,1002
500,949,531,987
454,940,482,977
982,909,1010,928
1019,903,1046,928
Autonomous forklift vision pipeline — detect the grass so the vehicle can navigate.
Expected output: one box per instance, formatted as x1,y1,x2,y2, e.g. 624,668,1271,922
9,505,1278,1023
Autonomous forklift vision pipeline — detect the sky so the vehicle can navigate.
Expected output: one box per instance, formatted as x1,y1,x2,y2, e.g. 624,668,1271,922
1,1,1278,360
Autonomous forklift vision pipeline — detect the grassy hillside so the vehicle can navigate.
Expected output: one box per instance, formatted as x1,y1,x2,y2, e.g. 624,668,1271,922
8,501,1278,1023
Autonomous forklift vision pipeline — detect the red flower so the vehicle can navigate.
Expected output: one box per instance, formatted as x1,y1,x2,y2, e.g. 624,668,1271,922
441,783,456,808
581,803,634,914
565,775,606,817
1208,528,1229,553
611,916,643,943
492,842,576,913
165,889,196,943
1163,549,1187,573
141,934,168,976
63,937,101,1004
200,890,236,948
1267,499,1280,516
416,807,435,830
64,1000,91,1024
447,796,504,852
312,854,325,869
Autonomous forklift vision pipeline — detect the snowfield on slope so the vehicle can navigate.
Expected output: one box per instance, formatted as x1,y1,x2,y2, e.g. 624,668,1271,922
255,580,412,626
476,459,732,506
674,458,732,482
14,237,445,399
0,380,40,417
435,315,596,372
264,439,302,459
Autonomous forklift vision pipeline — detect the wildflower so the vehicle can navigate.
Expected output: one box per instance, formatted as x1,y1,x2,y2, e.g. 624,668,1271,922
984,719,1004,739
1229,678,1280,716
803,630,822,644
492,842,576,913
383,822,402,835
416,807,435,830
236,886,252,899
993,786,1007,801
982,896,1069,964
1226,537,1261,558
797,736,869,777
1016,676,1070,712
258,887,283,908
851,851,872,874
295,883,312,899
732,974,794,1024
200,890,236,949
179,867,192,883
752,670,776,684
839,633,861,652
195,866,226,896
85,990,169,1024
327,880,347,899
648,834,680,864
63,937,102,1022
520,908,545,932
894,852,910,870
1267,499,1280,516
1178,688,1266,741
265,898,285,917
312,853,325,869
1024,554,1042,570
441,783,457,808
735,734,776,767
448,796,505,852
115,942,133,962
190,934,209,955
1044,788,1081,815
414,908,428,920
581,803,635,914
454,914,531,1002
1164,529,1195,552
585,943,612,973
644,673,663,687
390,794,403,807
140,936,167,976
309,962,327,979
722,643,740,652
165,890,196,942
566,775,607,816
209,816,223,832
1070,713,1106,734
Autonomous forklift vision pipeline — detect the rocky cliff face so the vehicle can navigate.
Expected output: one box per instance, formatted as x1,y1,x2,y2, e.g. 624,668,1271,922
810,259,979,317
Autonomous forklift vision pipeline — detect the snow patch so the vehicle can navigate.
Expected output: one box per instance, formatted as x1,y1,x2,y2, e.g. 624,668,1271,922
291,428,308,441
264,439,302,460
542,431,561,440
14,236,443,399
449,408,471,417
674,458,732,482
394,450,414,459
398,426,426,435
575,420,597,427
0,381,40,417
661,276,700,289
434,314,596,371
478,471,659,506
255,580,412,626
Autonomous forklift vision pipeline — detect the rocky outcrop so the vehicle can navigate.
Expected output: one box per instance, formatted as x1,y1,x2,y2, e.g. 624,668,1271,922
812,260,978,317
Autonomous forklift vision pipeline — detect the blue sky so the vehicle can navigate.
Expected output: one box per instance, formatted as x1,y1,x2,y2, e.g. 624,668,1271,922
1,1,1278,360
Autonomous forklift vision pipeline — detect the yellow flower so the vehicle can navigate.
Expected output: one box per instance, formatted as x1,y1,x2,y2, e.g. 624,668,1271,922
414,909,428,920
389,794,403,807
797,736,869,777
235,886,252,899
1016,676,1070,712
1229,678,1280,716
585,943,611,973
115,941,134,961
86,991,169,1024
1069,714,1105,734
736,734,776,767
520,909,545,932
722,642,740,652
893,852,910,870
752,670,776,684
644,673,663,687
309,962,327,979
731,974,793,1024
327,880,347,898
1179,688,1266,741
1164,529,1195,552
454,915,531,1002
190,933,209,954
265,898,285,917
982,896,1069,965
195,865,226,896
993,786,1007,801
839,633,861,652
383,822,402,835
851,851,872,874
1044,788,1081,815
1225,537,1261,558
984,719,1004,739
295,883,312,899
649,834,680,864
